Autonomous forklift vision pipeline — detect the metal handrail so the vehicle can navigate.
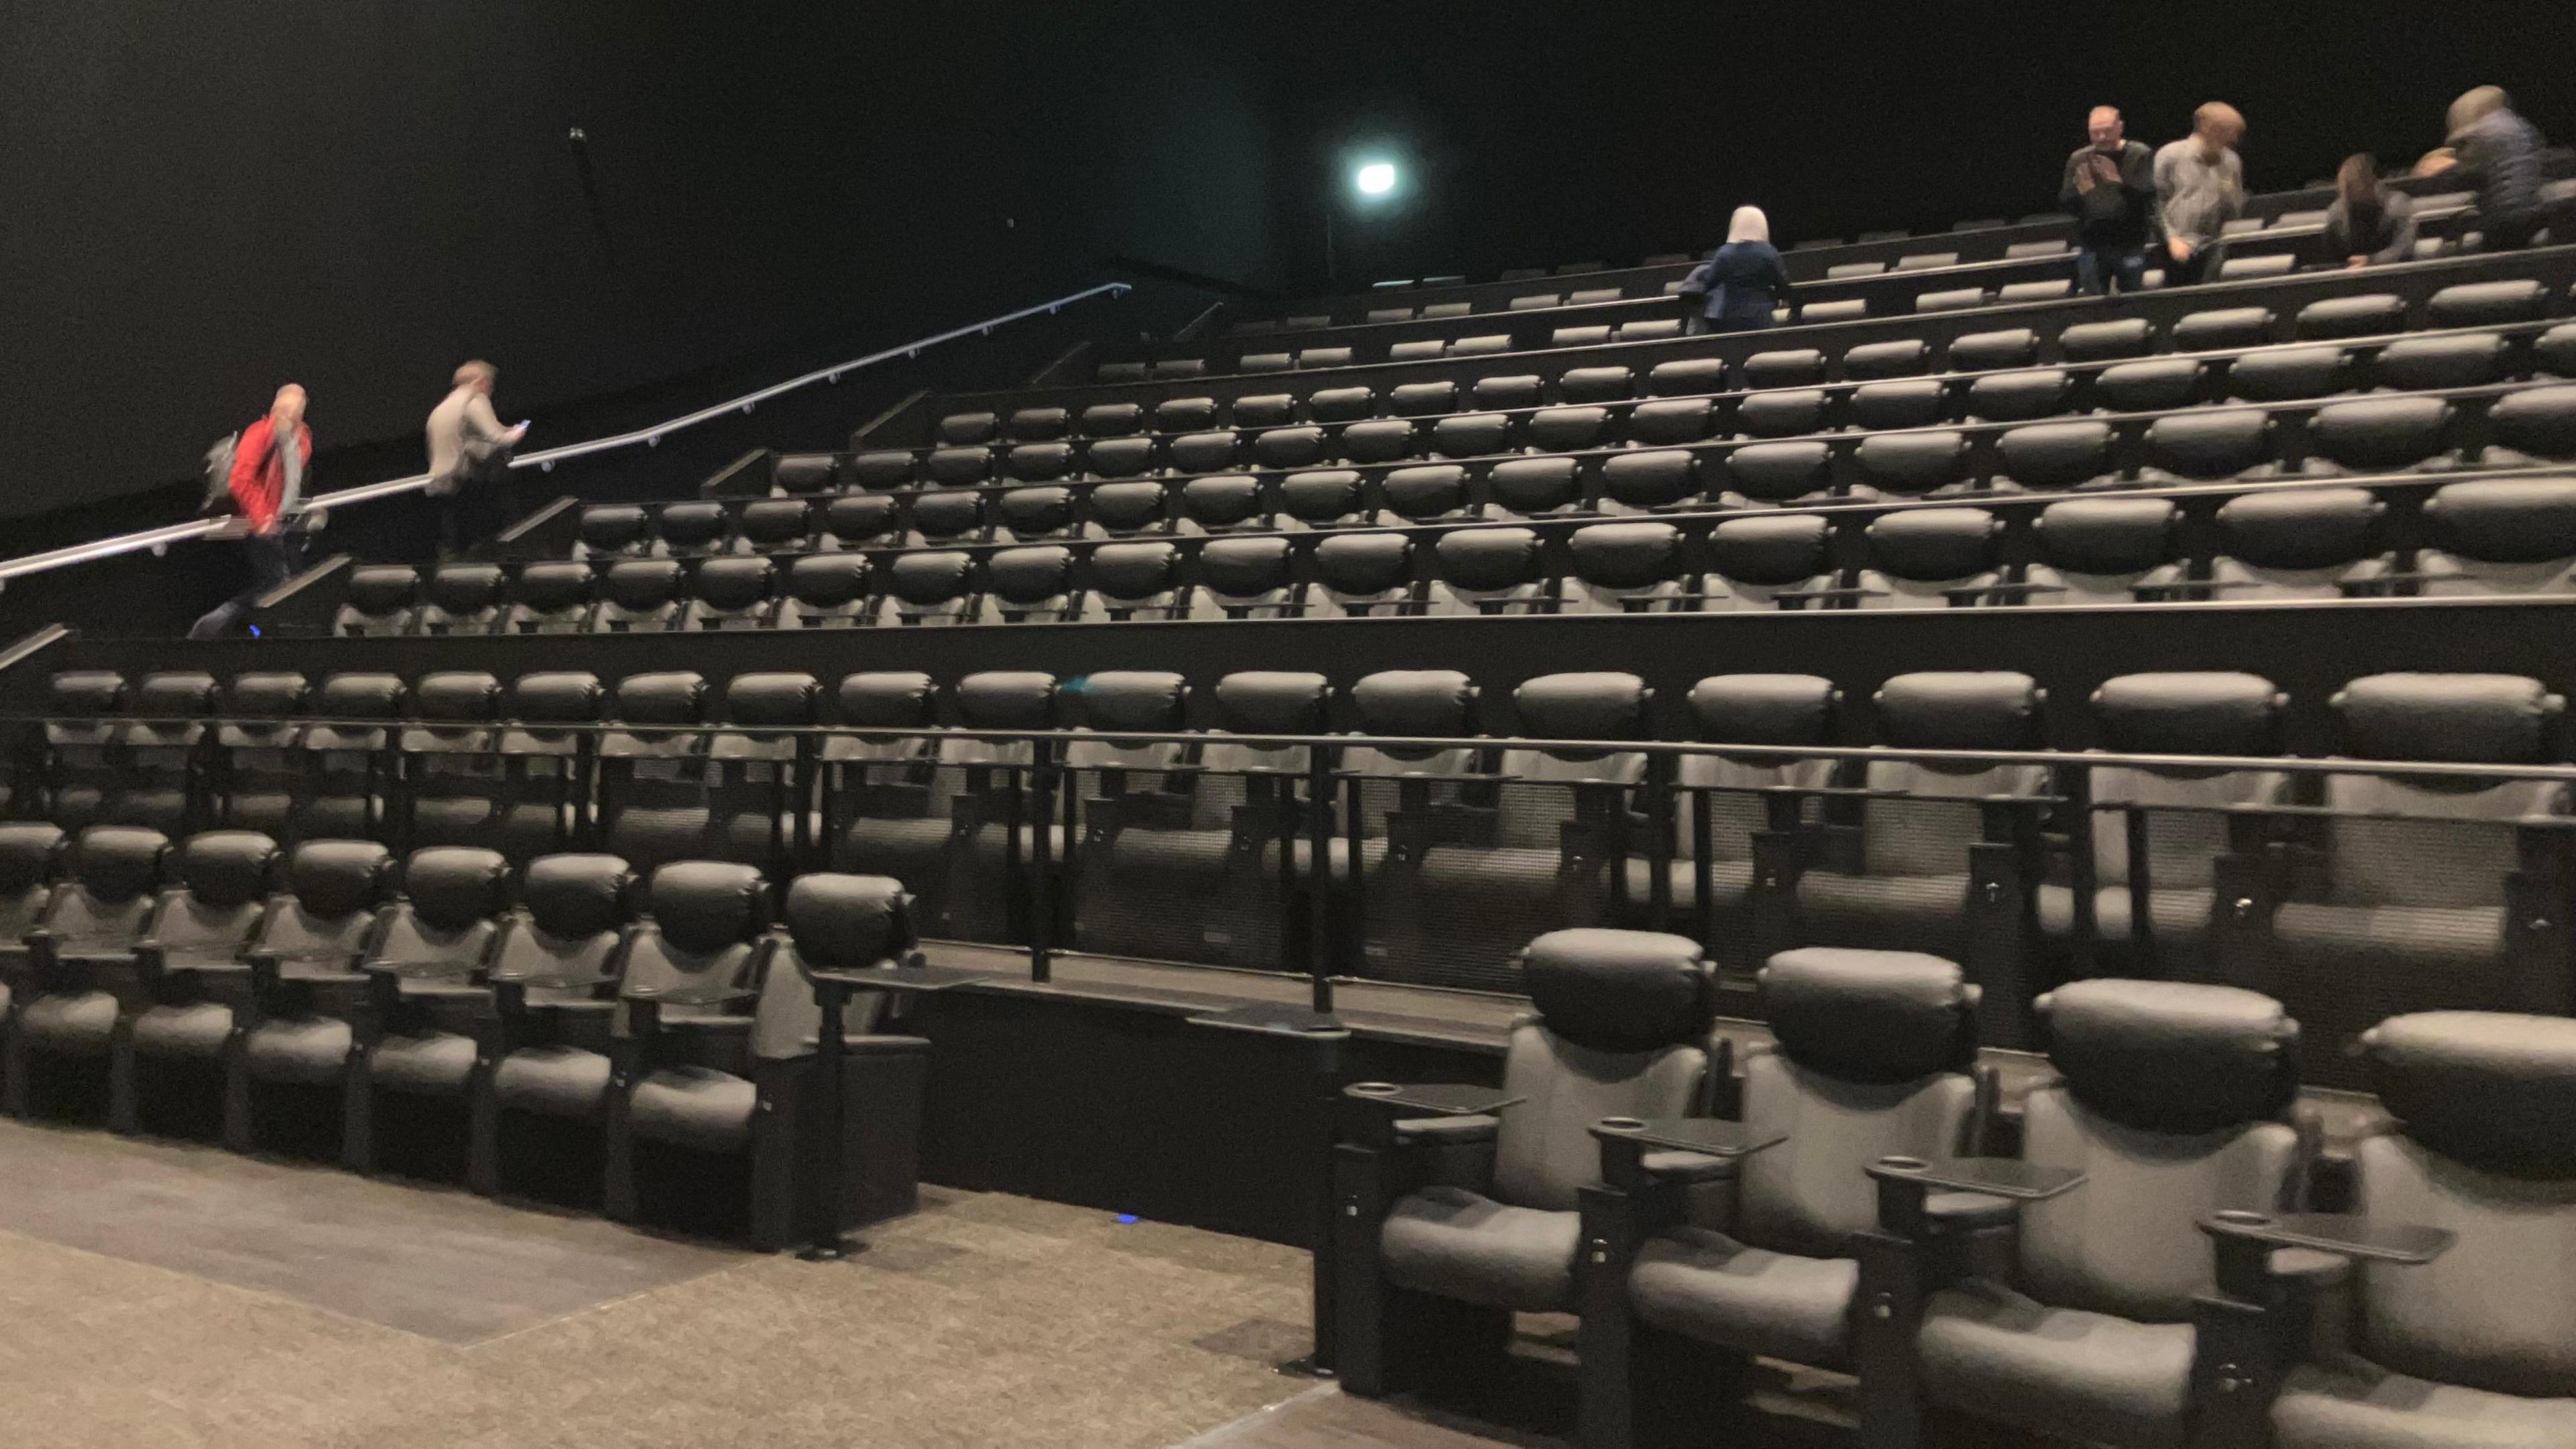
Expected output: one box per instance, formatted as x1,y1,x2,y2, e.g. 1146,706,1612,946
0,282,1132,586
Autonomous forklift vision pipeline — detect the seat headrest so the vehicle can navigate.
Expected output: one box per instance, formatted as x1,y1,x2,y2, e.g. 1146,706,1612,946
1743,350,1826,388
2091,673,2285,756
50,670,125,713
1856,431,1969,494
693,556,775,609
1601,449,1699,508
317,673,405,720
2036,979,2298,1134
132,672,218,718
1199,536,1295,596
985,546,1074,604
655,502,727,545
523,853,634,939
1521,929,1713,1053
1706,515,1831,586
1085,401,1147,433
1089,481,1169,530
225,672,309,717
786,553,870,605
346,566,419,612
1315,533,1414,594
2428,278,2548,328
2363,1012,2576,1177
1182,475,1264,527
0,822,66,894
1725,441,1831,501
887,550,974,604
838,672,937,729
1279,470,1363,521
1487,456,1582,513
1436,527,1543,589
613,672,706,727
579,505,647,547
415,672,503,723
286,840,396,920
907,492,983,539
403,847,509,931
739,498,812,542
1089,541,1181,598
72,825,168,900
1352,670,1477,738
2149,409,2273,478
1216,672,1331,735
517,561,595,610
2424,478,2576,566
1865,508,2000,582
1568,521,1680,588
770,454,839,493
1382,465,1467,520
2034,498,2180,574
1515,673,1647,745
1875,672,2041,750
511,672,602,722
956,672,1057,730
998,486,1075,533
600,559,683,608
782,873,918,970
1688,675,1839,745
1761,947,1977,1083
2332,672,2562,763
1998,419,2114,488
726,673,819,729
822,493,898,540
425,564,505,610
177,830,277,908
644,861,768,954
1067,672,1188,732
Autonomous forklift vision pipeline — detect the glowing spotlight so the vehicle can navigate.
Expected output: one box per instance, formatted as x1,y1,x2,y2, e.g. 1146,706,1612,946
1354,161,1397,197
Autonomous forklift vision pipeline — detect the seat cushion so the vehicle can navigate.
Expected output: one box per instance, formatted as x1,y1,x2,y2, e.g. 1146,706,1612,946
1629,1226,1858,1367
491,1044,612,1119
2273,1359,2576,1449
243,1016,354,1083
1379,1185,1579,1311
19,990,118,1055
130,1000,235,1059
1917,1282,2196,1449
366,1031,478,1097
627,1065,757,1154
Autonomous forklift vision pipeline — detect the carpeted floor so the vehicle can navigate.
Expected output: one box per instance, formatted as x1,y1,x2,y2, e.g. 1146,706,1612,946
0,1120,1318,1449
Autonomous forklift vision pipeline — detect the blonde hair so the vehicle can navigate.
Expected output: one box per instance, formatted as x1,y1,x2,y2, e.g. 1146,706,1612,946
453,360,498,390
2448,86,2510,140
2194,101,2245,140
1727,205,1771,245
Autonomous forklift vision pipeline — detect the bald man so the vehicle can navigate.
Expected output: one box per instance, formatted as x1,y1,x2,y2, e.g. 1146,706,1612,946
2061,105,2158,294
190,385,315,637
2155,101,2247,286
2449,87,2546,251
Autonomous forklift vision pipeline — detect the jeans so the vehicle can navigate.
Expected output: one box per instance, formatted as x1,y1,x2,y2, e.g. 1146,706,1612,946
188,529,304,639
2163,241,2224,287
2076,245,2147,296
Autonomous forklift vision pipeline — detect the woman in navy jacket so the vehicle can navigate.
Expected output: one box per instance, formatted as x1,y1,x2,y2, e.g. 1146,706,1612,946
1681,206,1794,333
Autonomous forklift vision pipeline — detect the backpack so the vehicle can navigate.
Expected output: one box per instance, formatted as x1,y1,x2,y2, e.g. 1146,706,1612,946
200,433,241,516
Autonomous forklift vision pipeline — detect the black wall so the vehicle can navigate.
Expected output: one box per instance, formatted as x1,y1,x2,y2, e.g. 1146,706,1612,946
0,1,1280,520
1267,0,2576,286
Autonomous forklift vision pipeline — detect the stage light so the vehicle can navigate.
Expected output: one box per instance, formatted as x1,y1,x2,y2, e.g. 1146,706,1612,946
1354,161,1397,197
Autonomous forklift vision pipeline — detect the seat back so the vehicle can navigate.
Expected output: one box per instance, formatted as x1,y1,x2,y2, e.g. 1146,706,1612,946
2012,979,2302,1322
150,830,278,959
109,672,217,834
0,822,66,941
781,553,872,628
615,862,769,1034
1565,522,1694,613
507,562,595,635
298,674,405,842
44,824,172,946
1737,949,1981,1257
880,550,979,626
2209,487,2385,599
598,672,711,874
2347,1014,2576,1398
492,853,633,1004
1431,527,1554,614
757,873,922,1059
2416,477,2576,595
1857,674,2049,874
1683,676,1841,859
215,672,309,838
1705,514,1833,611
375,847,508,971
1203,672,1329,778
2086,674,2288,892
1313,533,1419,615
1857,509,2002,609
1492,930,1714,1211
2027,498,2186,605
335,566,419,637
684,556,777,629
42,670,125,830
2315,674,2568,910
1345,669,1481,780
417,564,505,635
1193,537,1303,619
402,672,507,851
254,840,396,969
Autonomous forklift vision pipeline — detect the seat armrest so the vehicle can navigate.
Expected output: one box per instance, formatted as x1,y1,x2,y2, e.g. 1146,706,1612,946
1923,1190,2019,1233
1870,1155,2086,1237
1639,1150,1736,1184
2202,1210,2450,1302
842,1033,933,1056
1340,1081,1521,1150
367,959,484,981
1394,1114,1498,1144
627,982,757,1009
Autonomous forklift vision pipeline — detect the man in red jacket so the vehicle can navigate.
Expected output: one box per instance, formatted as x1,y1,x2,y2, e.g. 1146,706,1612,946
189,384,314,637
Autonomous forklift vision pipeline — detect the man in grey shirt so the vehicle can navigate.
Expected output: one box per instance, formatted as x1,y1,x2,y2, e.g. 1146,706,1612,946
2155,102,2247,286
425,360,527,555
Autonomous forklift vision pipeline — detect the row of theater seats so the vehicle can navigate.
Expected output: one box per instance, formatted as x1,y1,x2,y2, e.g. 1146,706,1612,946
0,828,928,1249
1112,239,2516,380
870,286,2570,471
1336,933,2576,1449
337,477,2576,637
19,664,2568,1073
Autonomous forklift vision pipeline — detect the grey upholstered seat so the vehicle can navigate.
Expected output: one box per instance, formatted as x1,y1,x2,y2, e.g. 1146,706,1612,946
1901,979,2308,1448
1369,930,1714,1324
2265,1012,2576,1449
1621,949,1983,1373
2272,676,2572,1075
2038,674,2287,981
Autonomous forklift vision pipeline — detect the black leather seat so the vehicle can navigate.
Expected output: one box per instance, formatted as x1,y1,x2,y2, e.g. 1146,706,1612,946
472,852,635,1201
228,839,397,1157
343,846,512,1177
2,824,172,1122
